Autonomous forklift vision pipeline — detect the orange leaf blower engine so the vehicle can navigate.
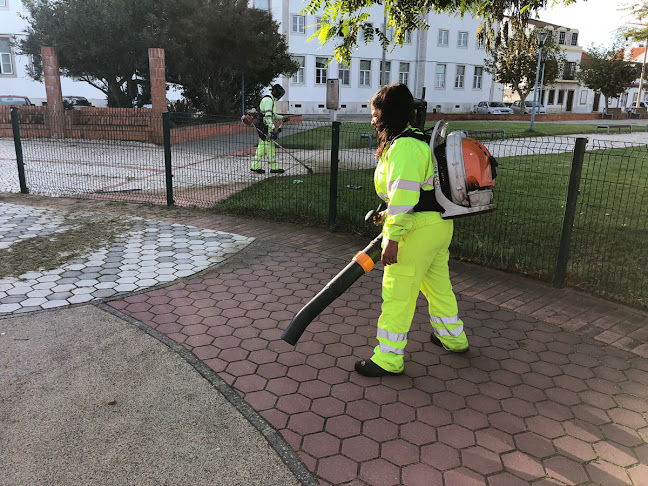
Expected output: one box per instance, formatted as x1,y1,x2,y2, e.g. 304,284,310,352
431,120,497,219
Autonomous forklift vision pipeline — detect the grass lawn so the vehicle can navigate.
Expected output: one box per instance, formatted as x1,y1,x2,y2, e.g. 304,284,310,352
215,144,648,309
279,121,609,150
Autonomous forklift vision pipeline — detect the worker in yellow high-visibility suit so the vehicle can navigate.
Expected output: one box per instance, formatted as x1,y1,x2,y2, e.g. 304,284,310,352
355,83,469,378
251,84,287,174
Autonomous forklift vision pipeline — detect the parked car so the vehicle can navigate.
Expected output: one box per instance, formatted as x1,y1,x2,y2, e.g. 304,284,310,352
472,101,513,115
0,95,34,106
63,96,93,109
511,100,547,114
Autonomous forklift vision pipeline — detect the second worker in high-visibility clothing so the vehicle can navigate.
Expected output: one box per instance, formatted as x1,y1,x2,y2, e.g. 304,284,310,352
251,84,287,174
355,83,470,378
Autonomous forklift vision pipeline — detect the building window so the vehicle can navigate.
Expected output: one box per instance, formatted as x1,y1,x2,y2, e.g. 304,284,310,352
292,15,305,34
458,32,468,48
315,57,328,84
473,66,483,89
454,65,465,88
548,89,555,104
0,37,13,75
477,37,486,49
580,90,587,104
438,29,449,46
0,0,7,7
404,31,412,44
254,0,269,10
291,56,305,84
360,60,371,86
380,61,391,86
435,64,446,88
338,64,350,85
399,62,410,86
571,33,578,46
565,62,576,80
557,89,565,104
558,31,566,45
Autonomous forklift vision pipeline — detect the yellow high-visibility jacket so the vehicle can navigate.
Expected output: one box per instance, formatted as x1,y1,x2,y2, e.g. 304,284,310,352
260,95,283,131
374,125,436,242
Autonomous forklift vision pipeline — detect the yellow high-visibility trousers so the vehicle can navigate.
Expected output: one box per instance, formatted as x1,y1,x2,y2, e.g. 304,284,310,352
252,139,279,170
372,211,468,373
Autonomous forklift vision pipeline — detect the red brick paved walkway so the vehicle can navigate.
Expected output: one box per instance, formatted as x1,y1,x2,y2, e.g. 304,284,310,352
4,194,648,485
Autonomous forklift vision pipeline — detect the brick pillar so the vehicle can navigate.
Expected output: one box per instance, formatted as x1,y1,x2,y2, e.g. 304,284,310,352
148,48,166,144
41,46,65,138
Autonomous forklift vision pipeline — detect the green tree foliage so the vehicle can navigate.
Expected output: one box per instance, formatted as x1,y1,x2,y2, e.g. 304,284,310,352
19,0,161,107
577,44,639,110
18,0,297,113
164,0,297,114
305,0,580,64
484,27,565,111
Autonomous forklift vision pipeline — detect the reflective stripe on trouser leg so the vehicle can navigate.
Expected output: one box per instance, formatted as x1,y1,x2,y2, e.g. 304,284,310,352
252,139,270,170
372,212,455,373
420,247,468,352
372,262,418,373
267,142,278,170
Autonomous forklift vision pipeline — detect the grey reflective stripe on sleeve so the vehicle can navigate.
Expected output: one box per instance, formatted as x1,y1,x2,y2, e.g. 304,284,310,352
422,176,435,187
431,315,460,325
377,192,389,200
379,342,405,355
377,328,408,342
433,325,465,337
388,179,422,192
387,205,414,215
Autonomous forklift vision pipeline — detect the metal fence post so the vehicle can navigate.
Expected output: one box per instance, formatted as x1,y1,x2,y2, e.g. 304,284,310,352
553,137,587,288
162,112,174,206
328,121,341,230
10,107,28,194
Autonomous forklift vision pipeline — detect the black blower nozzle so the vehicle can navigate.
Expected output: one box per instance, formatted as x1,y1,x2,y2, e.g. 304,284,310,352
281,234,383,345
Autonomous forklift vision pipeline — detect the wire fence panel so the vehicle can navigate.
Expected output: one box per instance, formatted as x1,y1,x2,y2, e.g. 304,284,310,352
451,135,575,279
170,115,333,224
570,140,648,307
4,110,648,309
13,109,168,205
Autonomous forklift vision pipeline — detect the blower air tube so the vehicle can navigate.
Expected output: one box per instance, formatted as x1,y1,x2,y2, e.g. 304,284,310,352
281,234,383,345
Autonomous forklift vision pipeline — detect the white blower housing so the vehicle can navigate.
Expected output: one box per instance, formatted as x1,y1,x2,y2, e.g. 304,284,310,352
431,121,498,219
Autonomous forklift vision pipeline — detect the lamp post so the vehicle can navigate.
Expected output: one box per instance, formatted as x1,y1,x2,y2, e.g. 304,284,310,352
530,30,548,131
539,49,548,109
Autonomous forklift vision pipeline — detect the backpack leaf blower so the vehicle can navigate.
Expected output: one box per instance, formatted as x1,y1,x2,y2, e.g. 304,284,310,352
281,120,498,346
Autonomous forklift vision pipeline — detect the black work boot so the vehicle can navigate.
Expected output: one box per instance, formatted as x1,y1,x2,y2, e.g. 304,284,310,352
251,168,265,174
354,359,401,377
430,333,469,353
270,168,285,174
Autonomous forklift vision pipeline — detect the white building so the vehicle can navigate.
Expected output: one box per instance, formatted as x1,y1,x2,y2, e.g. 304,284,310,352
506,19,600,114
258,0,504,114
0,0,105,106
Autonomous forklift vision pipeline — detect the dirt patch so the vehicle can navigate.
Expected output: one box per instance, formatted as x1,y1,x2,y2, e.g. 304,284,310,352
0,213,135,279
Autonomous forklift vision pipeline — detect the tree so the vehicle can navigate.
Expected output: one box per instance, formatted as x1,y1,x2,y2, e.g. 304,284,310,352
164,0,297,114
577,44,639,111
484,26,565,112
18,0,297,113
19,0,164,107
305,0,581,64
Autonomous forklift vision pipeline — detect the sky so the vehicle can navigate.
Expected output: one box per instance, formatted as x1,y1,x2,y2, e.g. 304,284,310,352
537,0,634,48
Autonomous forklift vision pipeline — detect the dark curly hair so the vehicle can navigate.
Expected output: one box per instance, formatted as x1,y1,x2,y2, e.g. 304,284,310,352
370,83,416,159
